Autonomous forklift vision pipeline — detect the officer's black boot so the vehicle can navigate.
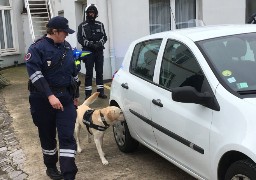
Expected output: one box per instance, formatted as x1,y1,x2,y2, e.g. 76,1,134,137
98,93,107,99
85,93,91,100
46,167,63,180
97,89,107,99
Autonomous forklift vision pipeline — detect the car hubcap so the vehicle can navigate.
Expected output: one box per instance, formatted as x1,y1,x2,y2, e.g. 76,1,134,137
231,174,250,180
113,122,125,146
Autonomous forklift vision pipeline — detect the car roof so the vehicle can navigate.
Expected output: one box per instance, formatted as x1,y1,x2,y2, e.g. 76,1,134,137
139,24,256,42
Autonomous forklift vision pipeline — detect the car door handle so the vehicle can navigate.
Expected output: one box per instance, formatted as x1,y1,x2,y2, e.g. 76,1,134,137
152,99,163,107
121,83,129,89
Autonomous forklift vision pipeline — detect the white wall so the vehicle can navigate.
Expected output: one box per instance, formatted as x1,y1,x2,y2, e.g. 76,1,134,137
87,0,150,78
22,15,33,54
202,0,246,25
17,0,248,77
111,0,150,71
2,0,248,70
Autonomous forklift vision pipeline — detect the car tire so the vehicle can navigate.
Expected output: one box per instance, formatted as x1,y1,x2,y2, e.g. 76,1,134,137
224,159,256,180
113,121,139,153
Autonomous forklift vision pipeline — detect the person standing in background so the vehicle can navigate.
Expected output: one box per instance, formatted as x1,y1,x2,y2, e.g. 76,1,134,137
77,4,108,99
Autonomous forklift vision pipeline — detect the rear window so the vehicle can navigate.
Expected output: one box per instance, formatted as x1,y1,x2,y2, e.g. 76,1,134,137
130,39,162,81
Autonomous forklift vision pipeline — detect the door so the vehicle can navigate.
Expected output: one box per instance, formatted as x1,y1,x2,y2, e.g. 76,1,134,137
151,39,212,178
121,39,162,148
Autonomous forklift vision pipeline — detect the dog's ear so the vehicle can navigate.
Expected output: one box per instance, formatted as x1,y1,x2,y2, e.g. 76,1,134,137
106,110,114,120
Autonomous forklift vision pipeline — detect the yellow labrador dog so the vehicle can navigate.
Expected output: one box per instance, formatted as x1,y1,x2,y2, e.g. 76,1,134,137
75,92,124,165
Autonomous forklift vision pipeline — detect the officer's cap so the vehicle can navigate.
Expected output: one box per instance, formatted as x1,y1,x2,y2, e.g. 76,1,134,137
46,16,75,34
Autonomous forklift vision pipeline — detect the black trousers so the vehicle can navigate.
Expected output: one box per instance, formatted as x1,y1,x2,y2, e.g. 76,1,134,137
29,92,78,180
84,50,104,97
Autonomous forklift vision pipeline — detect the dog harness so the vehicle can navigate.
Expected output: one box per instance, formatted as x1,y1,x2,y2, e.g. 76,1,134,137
82,109,110,134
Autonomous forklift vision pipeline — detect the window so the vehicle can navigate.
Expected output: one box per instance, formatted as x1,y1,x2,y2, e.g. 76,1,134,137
175,0,196,29
149,0,196,34
0,0,15,55
246,0,256,23
198,33,256,92
130,39,162,81
149,0,170,34
160,40,204,92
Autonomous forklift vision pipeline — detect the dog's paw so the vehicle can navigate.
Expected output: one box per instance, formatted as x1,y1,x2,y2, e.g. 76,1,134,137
77,148,82,153
102,159,109,165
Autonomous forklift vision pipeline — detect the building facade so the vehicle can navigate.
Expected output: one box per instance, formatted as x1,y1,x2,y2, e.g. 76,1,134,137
0,0,255,79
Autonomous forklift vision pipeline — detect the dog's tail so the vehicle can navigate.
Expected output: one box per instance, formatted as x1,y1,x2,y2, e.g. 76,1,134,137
82,92,100,106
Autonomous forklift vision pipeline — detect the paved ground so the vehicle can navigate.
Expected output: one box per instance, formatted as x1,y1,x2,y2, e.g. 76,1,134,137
0,65,196,180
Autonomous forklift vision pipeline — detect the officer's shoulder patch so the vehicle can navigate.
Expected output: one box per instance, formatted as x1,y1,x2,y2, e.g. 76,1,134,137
24,53,31,61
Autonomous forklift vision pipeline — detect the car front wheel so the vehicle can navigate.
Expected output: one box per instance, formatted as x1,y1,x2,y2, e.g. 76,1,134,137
113,121,139,153
225,159,256,180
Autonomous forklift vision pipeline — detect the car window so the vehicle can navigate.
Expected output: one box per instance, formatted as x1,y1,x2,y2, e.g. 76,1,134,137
198,33,256,93
130,39,162,81
159,40,204,92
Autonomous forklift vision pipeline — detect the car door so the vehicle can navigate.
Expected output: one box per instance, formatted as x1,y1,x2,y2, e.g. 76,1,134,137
120,39,162,149
150,39,213,179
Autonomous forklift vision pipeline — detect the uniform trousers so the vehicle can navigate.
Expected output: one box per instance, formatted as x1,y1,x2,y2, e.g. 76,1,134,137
29,91,78,180
84,50,104,97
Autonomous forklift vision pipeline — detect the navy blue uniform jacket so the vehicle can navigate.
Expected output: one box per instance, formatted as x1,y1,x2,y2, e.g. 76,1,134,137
25,36,79,98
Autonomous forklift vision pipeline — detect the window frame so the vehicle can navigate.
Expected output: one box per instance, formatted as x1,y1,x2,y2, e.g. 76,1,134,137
0,0,17,56
149,0,200,34
129,39,162,82
159,39,205,92
246,0,256,23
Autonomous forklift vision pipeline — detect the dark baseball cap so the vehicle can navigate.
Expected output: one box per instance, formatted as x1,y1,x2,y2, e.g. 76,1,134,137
46,16,75,34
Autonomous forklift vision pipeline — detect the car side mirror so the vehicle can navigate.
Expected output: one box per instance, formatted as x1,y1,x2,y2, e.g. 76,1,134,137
172,86,220,111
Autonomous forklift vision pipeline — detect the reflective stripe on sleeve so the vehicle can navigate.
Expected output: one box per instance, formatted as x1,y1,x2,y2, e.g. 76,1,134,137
30,71,44,83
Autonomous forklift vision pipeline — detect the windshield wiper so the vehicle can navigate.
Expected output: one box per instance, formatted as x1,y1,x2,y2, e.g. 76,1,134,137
237,90,256,95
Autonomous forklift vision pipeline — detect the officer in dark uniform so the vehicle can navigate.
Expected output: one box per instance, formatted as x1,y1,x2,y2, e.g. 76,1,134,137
77,4,108,99
25,16,79,180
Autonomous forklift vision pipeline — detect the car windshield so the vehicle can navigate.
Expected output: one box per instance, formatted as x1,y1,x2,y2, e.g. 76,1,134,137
197,32,256,94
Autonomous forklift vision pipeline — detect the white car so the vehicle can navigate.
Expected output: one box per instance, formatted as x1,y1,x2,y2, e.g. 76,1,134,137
109,24,256,180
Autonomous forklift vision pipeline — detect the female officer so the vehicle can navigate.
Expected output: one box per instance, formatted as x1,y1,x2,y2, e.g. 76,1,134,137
25,16,79,180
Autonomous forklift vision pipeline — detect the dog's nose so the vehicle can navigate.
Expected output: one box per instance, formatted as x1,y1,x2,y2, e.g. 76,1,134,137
120,111,123,114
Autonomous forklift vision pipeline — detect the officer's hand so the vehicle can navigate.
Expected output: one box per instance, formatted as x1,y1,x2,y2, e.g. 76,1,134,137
95,41,102,47
88,41,95,48
48,95,64,111
91,44,98,50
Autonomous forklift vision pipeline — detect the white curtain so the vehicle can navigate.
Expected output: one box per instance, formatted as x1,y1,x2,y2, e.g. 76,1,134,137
5,10,13,48
149,0,171,34
0,0,10,6
175,0,196,29
0,10,4,50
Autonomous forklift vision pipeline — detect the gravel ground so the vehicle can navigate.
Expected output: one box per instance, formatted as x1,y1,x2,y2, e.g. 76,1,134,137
0,65,196,180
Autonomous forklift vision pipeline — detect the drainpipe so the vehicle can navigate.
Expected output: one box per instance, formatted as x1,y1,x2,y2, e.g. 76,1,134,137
107,0,116,76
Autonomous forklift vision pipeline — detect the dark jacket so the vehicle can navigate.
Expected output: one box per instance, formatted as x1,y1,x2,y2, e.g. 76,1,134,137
77,19,107,52
25,36,79,98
